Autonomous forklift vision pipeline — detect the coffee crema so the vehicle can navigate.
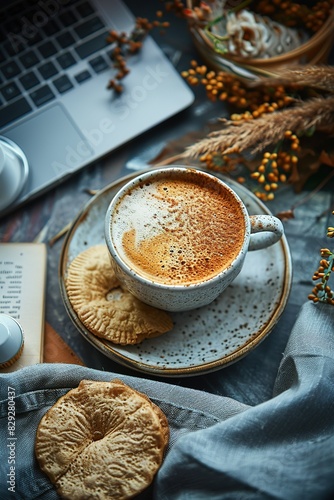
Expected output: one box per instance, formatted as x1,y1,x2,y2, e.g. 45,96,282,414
111,171,245,286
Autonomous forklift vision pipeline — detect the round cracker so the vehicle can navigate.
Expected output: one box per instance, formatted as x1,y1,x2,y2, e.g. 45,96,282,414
65,245,173,345
35,379,169,500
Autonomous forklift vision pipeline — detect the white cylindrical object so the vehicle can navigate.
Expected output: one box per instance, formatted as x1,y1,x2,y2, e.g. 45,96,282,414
0,137,29,213
0,314,24,369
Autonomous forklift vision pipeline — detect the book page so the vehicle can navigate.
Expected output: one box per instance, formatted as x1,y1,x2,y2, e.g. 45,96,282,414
0,243,46,372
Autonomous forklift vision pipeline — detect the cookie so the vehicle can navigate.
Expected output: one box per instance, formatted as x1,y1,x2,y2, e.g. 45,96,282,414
35,379,169,499
65,245,173,345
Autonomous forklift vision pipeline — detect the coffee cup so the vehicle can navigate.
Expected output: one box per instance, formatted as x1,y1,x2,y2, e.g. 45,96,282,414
104,166,284,312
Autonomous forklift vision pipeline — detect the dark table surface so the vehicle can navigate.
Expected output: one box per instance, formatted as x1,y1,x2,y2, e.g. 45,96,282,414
1,0,334,406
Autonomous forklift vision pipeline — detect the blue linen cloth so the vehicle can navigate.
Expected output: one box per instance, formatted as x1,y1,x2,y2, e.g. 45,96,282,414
1,301,334,499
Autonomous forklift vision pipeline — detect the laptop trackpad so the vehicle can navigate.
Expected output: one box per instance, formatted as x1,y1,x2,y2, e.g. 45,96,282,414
3,104,94,194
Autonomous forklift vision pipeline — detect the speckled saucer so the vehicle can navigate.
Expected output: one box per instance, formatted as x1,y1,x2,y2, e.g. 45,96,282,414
59,168,292,377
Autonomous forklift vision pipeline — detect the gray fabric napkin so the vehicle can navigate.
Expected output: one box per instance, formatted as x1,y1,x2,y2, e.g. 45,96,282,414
1,301,334,499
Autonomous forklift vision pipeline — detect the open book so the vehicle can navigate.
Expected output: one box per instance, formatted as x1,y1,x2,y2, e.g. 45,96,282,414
0,243,46,372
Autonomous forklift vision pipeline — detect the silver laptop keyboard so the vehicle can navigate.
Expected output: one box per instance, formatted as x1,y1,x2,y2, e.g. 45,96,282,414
0,0,113,129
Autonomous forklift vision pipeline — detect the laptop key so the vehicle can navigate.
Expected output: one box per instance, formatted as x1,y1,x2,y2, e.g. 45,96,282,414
1,81,21,102
74,70,91,84
56,31,76,49
27,32,44,47
3,38,25,56
59,10,78,27
20,71,40,90
0,97,32,128
24,5,44,25
56,51,76,69
89,55,108,74
52,75,73,94
30,84,55,106
74,16,105,39
38,61,59,79
43,19,61,36
19,50,39,69
4,19,22,35
76,1,95,18
1,60,21,80
37,40,58,58
75,31,109,59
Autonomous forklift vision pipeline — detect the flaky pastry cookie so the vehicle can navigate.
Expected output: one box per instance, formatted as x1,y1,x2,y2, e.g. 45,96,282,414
65,245,173,345
35,379,169,499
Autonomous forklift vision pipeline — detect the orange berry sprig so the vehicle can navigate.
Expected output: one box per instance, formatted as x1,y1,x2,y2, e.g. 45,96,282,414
309,211,334,305
181,61,294,115
199,151,243,176
250,131,300,201
163,0,190,18
255,0,334,32
107,14,169,93
182,62,300,200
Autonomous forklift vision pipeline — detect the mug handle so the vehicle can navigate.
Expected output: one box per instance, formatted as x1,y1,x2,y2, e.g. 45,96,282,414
249,215,284,251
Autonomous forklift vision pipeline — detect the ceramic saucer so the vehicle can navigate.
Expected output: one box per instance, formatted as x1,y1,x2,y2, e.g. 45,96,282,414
59,169,292,377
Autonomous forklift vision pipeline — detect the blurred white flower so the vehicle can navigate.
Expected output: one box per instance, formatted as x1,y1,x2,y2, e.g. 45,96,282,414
225,10,304,59
227,10,268,58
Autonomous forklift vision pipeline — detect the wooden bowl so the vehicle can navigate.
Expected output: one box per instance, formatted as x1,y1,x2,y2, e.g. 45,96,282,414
186,1,334,77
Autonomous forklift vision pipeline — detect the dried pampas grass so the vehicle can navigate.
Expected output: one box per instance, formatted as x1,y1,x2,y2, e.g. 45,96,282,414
184,96,334,158
182,65,334,159
248,65,334,94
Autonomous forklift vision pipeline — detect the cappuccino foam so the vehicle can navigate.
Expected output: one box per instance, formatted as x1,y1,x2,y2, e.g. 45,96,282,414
111,171,245,285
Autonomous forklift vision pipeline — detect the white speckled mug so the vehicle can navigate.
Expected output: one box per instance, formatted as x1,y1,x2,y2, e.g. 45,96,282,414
105,167,284,311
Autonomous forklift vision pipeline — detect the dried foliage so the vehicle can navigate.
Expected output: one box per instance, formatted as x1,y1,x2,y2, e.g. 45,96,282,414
179,64,334,200
309,212,334,306
249,65,334,94
184,96,334,157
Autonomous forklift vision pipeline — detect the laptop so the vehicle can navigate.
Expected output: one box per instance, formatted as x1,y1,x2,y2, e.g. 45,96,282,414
0,0,194,217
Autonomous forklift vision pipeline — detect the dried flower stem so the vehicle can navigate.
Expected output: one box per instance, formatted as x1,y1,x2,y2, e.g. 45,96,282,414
250,66,334,94
183,96,334,158
107,14,169,92
309,212,334,306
